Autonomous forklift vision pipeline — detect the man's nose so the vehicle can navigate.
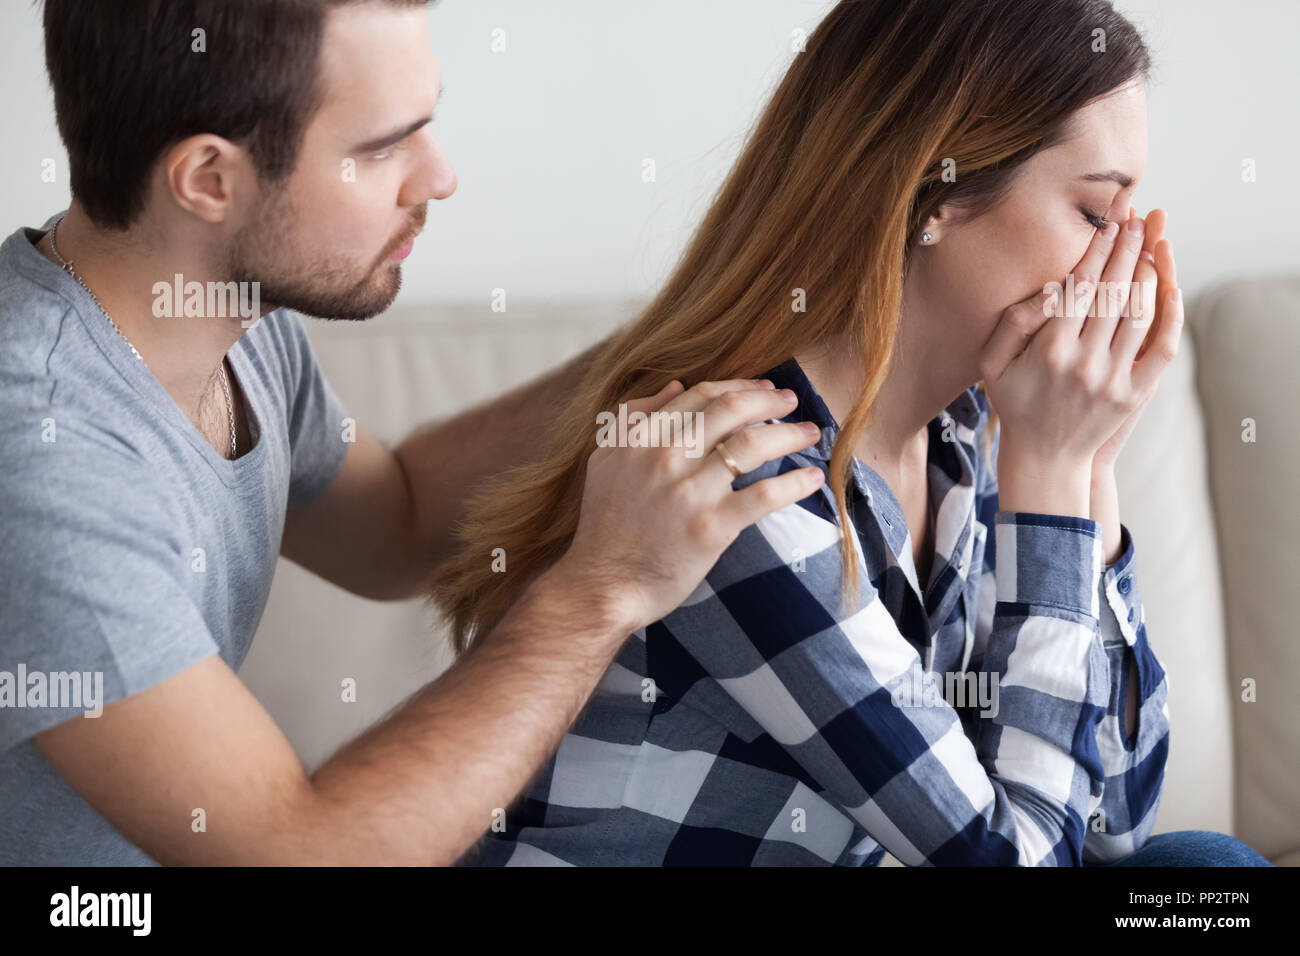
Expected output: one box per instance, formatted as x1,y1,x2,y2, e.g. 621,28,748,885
400,128,457,206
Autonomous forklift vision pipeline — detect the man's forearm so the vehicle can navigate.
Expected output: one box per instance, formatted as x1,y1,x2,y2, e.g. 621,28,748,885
302,560,634,865
391,333,614,576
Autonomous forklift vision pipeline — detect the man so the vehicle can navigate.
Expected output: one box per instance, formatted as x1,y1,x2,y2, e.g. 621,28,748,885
0,0,823,865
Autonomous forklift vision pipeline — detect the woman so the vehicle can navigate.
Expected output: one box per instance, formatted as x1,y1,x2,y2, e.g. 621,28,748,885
432,0,1264,866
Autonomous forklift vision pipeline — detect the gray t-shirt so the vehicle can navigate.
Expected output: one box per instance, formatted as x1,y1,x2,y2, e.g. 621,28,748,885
0,215,350,865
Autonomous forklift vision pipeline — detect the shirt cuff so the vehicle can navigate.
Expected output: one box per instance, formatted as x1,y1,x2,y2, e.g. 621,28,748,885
1099,522,1142,646
994,511,1103,616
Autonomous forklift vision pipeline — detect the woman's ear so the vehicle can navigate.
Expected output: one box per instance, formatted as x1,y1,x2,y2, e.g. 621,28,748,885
917,202,967,246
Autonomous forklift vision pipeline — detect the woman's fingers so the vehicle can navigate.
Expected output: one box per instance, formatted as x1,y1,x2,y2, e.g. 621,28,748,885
1156,236,1178,288
1112,248,1158,365
978,288,1058,383
1136,238,1177,362
1113,208,1173,369
1141,208,1167,257
1082,214,1146,348
1061,218,1122,337
1132,282,1184,395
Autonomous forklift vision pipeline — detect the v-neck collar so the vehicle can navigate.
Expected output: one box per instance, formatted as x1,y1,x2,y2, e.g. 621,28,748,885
14,212,268,486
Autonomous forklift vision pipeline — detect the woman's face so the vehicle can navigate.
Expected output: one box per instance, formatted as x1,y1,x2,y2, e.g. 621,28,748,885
906,79,1148,372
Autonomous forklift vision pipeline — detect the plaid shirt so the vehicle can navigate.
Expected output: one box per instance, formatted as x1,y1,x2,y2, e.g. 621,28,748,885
461,357,1170,866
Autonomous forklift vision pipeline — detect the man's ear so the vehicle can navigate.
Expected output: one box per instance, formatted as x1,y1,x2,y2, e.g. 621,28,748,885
161,134,250,225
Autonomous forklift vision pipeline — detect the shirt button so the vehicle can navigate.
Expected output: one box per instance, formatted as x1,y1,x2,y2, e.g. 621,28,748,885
1118,576,1131,594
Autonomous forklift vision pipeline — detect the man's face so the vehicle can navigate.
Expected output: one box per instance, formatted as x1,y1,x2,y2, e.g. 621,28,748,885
229,2,456,320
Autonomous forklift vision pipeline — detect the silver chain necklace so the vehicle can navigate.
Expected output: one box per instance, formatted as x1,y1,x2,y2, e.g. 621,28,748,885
48,215,237,459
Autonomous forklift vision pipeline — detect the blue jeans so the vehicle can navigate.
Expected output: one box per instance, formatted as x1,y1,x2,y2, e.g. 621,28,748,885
1086,830,1273,867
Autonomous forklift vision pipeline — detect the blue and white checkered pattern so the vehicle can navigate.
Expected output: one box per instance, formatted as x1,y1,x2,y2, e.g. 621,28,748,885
460,358,1170,866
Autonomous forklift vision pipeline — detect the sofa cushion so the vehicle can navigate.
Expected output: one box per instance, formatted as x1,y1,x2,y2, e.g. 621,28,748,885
1187,276,1300,862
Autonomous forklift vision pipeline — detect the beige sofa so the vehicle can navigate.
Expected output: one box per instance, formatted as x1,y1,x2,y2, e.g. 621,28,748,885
239,284,1300,866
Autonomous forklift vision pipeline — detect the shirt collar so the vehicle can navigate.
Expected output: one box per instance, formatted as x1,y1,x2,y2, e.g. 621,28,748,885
760,357,983,464
758,357,986,624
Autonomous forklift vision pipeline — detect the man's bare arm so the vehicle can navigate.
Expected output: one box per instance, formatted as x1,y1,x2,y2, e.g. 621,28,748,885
281,334,612,600
34,560,635,866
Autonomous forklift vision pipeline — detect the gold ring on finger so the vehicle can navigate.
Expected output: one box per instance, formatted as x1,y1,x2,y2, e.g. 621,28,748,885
715,439,743,479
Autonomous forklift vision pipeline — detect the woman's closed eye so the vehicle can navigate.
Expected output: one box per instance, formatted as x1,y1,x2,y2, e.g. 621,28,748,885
1081,207,1110,230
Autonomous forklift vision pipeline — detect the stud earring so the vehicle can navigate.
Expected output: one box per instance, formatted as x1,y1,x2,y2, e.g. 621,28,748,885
921,232,934,244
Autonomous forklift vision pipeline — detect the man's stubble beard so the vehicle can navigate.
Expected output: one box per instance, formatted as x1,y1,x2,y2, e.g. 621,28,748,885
227,191,424,321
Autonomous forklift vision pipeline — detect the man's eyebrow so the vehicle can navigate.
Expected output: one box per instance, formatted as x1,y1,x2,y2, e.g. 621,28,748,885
1078,169,1134,189
351,85,444,153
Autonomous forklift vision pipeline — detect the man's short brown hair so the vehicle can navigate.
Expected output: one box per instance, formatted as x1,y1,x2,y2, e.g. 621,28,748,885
42,0,431,230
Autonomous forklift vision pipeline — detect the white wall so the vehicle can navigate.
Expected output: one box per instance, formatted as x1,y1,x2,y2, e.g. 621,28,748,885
2,0,1296,305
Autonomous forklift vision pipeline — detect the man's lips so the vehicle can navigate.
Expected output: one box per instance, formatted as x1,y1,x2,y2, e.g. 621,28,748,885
387,226,423,261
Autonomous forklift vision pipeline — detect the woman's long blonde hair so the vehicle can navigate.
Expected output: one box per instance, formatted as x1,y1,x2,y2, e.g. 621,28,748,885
431,0,1150,654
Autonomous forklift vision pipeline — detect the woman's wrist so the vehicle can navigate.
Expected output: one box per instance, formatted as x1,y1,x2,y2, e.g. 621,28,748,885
996,440,1093,519
1089,465,1123,564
